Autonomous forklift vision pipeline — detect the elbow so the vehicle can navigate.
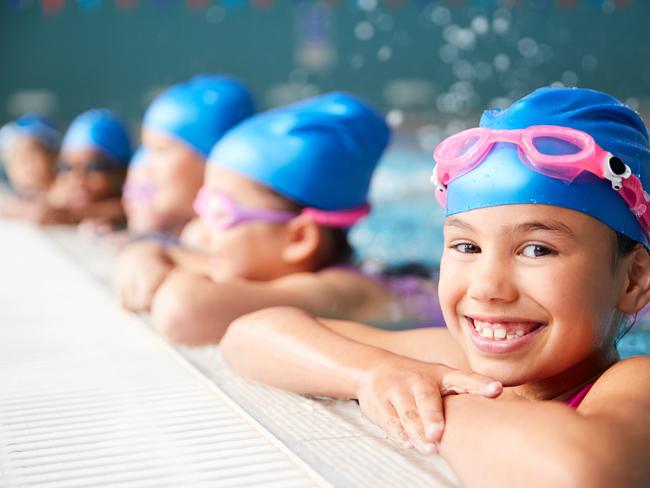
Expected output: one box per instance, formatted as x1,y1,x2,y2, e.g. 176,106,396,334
150,271,229,345
221,306,304,373
556,457,612,488
540,441,624,488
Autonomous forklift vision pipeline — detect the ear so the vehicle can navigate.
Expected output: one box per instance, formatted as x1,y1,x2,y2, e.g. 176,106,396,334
617,246,650,313
280,214,322,266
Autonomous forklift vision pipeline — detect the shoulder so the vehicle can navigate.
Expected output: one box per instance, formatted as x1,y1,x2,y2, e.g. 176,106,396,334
597,356,650,385
581,356,650,412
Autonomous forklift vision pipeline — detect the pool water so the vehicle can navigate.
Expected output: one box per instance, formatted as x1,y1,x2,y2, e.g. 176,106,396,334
350,145,650,357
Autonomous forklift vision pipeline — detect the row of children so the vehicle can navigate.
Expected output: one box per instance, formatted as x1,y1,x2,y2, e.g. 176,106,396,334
2,80,650,486
0,75,443,345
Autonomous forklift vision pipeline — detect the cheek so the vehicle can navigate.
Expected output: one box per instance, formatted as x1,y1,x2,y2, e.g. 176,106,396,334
536,259,614,320
206,229,254,279
438,253,467,317
151,158,202,206
86,175,112,196
209,226,286,280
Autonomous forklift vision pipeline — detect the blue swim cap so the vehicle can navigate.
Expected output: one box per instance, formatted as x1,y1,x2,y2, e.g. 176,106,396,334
143,75,255,158
62,109,132,166
0,113,61,153
444,87,650,247
208,92,391,211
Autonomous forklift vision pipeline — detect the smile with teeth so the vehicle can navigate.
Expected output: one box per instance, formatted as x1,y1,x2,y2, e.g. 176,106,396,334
470,318,543,341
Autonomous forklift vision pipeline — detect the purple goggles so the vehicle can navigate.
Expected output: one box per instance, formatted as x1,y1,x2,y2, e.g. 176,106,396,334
193,186,370,230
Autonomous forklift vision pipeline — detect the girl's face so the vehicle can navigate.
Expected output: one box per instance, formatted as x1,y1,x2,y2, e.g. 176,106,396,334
439,204,627,387
4,136,56,194
55,147,125,208
193,164,298,281
140,129,205,233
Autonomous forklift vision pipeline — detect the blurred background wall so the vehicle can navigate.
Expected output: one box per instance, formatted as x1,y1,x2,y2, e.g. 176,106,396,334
2,0,650,151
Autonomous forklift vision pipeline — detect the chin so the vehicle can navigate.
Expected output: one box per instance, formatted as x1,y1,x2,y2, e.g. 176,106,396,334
468,357,537,387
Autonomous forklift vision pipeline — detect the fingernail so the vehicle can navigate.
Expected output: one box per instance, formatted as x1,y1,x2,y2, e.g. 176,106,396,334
425,422,444,439
402,441,414,449
482,381,502,397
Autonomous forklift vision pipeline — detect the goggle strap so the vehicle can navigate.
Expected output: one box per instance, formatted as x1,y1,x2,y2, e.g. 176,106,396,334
302,205,371,228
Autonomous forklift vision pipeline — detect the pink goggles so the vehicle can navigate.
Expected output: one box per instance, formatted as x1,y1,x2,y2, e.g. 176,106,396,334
193,186,370,230
431,125,650,234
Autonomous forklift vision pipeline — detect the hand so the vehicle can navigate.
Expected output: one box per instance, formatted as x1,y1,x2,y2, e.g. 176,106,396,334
357,359,502,454
79,217,115,238
30,202,78,225
114,241,174,312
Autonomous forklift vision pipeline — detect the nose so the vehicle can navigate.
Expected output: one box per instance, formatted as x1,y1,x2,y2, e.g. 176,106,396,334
466,251,518,304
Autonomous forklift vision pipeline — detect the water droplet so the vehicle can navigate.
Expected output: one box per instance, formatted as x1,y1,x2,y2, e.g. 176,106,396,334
358,0,377,12
377,45,392,62
471,16,489,35
354,21,374,41
430,6,451,26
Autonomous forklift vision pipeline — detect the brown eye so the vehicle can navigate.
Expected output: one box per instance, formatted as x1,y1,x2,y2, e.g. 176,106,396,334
453,242,480,254
521,244,553,258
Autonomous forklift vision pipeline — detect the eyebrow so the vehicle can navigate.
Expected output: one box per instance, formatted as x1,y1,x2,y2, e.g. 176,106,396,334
444,217,577,239
513,221,577,239
444,218,474,231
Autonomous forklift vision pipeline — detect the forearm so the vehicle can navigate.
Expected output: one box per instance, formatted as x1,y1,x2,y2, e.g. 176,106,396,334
221,306,396,398
152,272,353,345
0,196,34,219
125,237,211,274
440,394,636,488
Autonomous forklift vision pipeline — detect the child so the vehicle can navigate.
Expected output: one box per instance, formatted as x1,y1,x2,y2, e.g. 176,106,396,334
39,109,132,226
220,87,650,487
0,114,60,218
124,75,254,236
0,113,59,195
116,92,443,342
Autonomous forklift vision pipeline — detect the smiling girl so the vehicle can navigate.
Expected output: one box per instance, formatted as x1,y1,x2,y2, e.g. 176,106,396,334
220,87,650,487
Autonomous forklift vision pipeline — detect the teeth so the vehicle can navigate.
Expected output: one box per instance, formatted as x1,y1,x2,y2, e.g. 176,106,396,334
472,318,534,340
480,328,494,339
493,328,507,340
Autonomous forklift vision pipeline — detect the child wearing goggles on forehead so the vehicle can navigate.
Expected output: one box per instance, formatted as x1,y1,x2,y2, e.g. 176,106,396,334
6,109,133,227
220,87,650,487
115,92,445,343
0,114,60,219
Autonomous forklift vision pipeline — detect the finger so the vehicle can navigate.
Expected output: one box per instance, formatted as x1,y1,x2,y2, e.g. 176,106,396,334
440,369,502,398
377,400,410,446
391,394,437,455
412,382,445,443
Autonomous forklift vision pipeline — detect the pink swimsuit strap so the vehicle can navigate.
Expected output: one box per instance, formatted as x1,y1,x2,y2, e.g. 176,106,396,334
565,381,596,409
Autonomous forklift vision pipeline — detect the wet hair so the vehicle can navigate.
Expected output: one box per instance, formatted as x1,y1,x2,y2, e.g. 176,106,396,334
615,231,638,257
327,228,354,264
